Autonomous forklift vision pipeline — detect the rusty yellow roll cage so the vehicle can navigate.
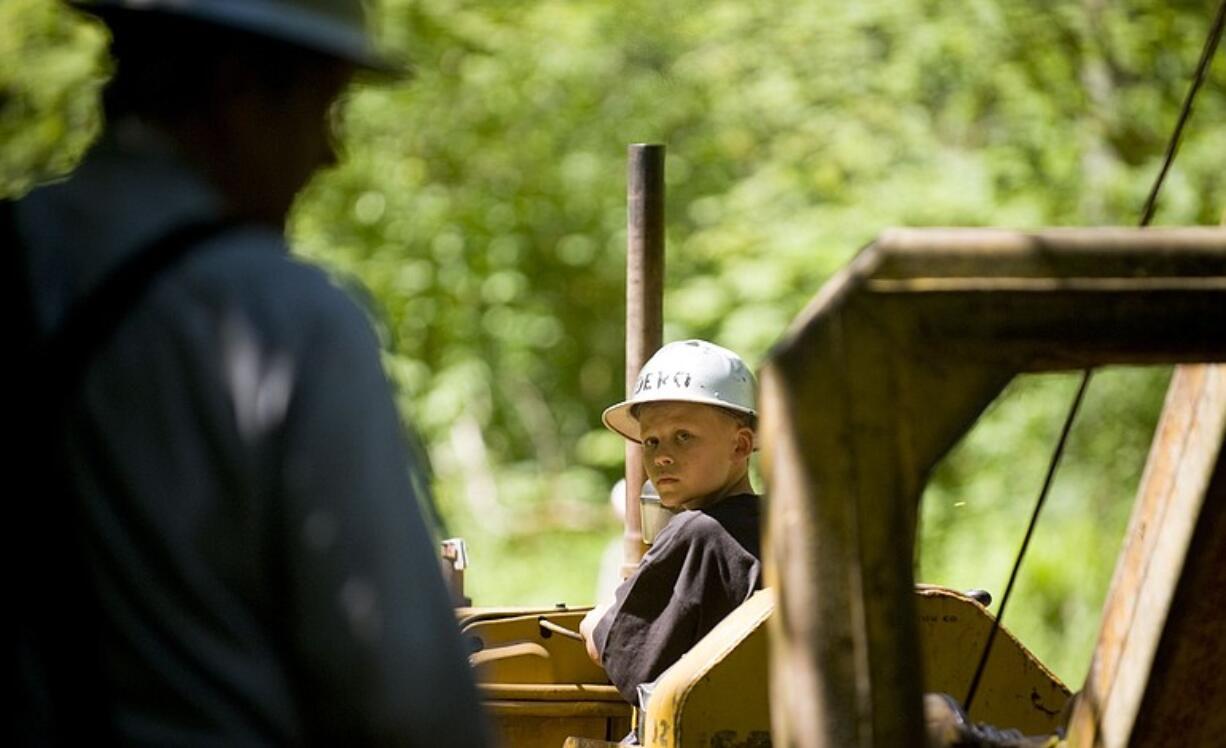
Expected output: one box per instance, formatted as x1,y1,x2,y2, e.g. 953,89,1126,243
759,227,1226,746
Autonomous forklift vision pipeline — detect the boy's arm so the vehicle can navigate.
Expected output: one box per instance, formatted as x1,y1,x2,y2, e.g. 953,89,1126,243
584,520,705,703
591,512,759,704
580,600,614,664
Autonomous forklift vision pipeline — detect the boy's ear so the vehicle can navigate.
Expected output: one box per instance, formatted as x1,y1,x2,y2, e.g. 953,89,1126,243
733,427,755,458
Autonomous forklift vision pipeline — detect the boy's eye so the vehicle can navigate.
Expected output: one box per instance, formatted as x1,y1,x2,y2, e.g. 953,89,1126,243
676,431,691,443
643,437,659,448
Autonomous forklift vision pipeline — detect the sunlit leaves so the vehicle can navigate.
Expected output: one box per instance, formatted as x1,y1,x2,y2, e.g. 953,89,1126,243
6,0,1224,624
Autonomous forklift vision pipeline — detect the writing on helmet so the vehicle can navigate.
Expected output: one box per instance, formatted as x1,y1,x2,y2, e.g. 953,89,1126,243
633,370,693,394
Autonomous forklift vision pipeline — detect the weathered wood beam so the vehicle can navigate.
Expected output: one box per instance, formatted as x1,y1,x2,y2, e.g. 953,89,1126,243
1065,368,1226,748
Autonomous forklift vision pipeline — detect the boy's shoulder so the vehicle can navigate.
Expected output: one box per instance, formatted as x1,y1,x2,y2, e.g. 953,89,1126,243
653,493,761,553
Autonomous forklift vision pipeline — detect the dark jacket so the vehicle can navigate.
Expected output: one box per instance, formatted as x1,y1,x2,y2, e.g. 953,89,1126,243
10,123,487,746
592,493,762,703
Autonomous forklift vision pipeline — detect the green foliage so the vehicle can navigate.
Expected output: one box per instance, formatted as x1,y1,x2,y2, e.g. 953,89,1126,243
919,367,1172,682
7,0,1224,686
0,0,107,197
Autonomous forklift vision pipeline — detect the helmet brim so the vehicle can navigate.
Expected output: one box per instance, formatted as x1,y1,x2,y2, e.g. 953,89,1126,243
601,395,757,444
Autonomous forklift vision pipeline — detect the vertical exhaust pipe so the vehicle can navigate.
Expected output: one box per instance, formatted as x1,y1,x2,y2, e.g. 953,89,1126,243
622,143,665,575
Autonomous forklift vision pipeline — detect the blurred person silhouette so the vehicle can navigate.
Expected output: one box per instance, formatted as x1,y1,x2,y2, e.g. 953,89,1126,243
4,1,488,744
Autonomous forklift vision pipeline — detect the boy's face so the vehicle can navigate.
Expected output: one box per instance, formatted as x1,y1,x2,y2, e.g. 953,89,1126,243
637,401,754,511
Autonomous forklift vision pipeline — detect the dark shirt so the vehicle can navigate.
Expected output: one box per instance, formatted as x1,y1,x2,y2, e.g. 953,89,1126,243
592,493,763,703
11,123,487,745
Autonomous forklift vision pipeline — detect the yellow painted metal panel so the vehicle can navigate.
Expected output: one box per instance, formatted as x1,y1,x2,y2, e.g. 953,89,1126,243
465,609,609,686
463,607,633,747
491,714,629,748
915,588,1070,735
641,587,1069,746
642,589,774,748
478,684,626,702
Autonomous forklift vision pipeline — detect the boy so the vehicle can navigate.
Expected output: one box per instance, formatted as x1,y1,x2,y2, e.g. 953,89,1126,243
580,340,762,706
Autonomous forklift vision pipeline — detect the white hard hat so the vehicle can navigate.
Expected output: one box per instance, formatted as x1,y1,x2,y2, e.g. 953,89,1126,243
602,340,756,443
72,0,403,74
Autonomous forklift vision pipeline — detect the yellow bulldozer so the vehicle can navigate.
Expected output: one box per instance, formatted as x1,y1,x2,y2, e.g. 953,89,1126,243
458,227,1226,747
448,10,1226,743
450,164,1226,747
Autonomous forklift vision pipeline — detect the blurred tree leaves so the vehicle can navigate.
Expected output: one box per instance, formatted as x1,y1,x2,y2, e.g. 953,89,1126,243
5,0,1224,677
295,0,1223,545
0,0,107,196
919,367,1173,680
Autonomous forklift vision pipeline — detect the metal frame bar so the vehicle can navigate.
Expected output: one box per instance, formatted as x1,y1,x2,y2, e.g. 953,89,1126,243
759,227,1226,746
